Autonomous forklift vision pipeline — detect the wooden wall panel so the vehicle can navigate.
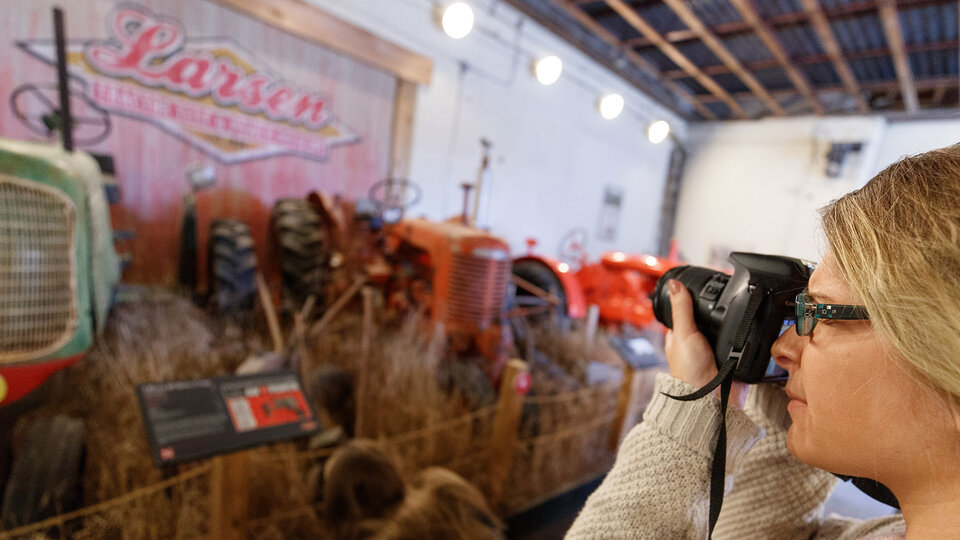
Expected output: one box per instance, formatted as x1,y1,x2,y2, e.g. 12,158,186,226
0,0,399,286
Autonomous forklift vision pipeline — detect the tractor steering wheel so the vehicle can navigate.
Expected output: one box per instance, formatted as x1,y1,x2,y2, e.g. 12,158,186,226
367,178,423,224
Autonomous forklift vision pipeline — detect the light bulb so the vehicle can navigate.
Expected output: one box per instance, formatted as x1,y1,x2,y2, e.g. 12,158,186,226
441,2,474,39
648,120,670,144
534,56,563,86
599,94,624,120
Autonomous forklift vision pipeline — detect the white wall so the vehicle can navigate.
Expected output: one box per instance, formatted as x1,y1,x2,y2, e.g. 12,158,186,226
305,0,686,259
674,115,960,268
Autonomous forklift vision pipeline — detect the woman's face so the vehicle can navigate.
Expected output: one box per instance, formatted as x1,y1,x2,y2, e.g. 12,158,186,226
771,252,956,483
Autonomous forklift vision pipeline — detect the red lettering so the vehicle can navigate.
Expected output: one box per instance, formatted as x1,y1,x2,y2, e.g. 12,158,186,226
164,57,211,92
266,87,295,117
292,95,326,127
237,77,268,111
86,9,181,78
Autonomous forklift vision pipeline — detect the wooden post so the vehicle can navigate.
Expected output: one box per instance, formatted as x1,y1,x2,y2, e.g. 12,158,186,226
209,451,250,540
487,359,530,510
354,287,376,438
256,272,284,354
608,364,636,452
293,312,311,385
309,277,366,338
585,304,600,350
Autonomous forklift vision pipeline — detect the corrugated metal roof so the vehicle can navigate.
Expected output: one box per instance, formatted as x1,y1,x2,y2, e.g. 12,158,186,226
676,76,708,95
910,48,959,78
751,67,794,90
642,48,681,72
900,3,958,44
594,13,643,41
712,72,750,92
753,0,803,18
831,14,886,52
511,0,960,119
848,56,896,81
722,34,774,63
636,3,688,33
802,62,842,86
688,0,742,26
777,25,825,57
705,101,731,117
674,40,722,66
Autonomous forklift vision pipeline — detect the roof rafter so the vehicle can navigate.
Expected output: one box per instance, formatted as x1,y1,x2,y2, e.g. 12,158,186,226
727,0,824,115
661,0,785,115
613,0,953,48
798,0,871,113
692,76,957,102
660,39,959,79
545,0,718,120
877,0,919,112
604,0,747,118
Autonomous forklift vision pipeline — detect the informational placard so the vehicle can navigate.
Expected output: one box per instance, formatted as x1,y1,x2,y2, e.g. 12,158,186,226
137,371,319,465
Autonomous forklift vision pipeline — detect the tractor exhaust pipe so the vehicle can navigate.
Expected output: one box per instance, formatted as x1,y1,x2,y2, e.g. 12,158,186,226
53,7,73,152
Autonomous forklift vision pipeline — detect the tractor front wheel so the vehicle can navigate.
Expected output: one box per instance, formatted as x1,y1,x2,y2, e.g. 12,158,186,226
511,260,568,323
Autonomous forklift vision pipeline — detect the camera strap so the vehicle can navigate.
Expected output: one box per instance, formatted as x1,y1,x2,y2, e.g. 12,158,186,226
666,285,765,539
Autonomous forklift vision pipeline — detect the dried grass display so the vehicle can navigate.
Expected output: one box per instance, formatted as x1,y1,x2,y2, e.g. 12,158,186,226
4,284,663,538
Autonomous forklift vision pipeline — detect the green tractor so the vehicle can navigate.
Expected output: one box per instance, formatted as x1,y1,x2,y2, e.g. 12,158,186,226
0,136,122,528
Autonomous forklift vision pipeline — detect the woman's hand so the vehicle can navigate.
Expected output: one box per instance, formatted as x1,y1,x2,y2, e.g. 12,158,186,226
664,279,748,409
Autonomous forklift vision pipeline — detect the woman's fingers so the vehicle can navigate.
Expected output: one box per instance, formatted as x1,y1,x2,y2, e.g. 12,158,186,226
668,279,697,337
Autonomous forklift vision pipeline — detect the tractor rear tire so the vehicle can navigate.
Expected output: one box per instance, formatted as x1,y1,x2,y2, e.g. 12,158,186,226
1,415,84,529
271,199,328,309
511,260,568,323
209,219,258,315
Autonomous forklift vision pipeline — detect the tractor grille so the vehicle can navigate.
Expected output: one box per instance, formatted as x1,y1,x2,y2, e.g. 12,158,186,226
447,251,510,329
0,175,78,363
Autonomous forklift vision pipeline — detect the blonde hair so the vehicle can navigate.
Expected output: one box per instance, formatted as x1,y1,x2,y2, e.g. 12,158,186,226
820,142,960,404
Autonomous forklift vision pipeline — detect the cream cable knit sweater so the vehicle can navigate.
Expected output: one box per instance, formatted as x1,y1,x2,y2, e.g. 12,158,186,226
565,373,905,540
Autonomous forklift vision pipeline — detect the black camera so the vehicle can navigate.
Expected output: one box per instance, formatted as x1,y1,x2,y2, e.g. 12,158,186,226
652,252,814,384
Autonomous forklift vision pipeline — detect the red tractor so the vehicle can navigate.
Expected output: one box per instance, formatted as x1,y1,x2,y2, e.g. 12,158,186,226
270,180,513,382
512,232,681,330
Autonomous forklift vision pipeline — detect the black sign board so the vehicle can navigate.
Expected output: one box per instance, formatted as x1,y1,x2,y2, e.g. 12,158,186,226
137,371,320,465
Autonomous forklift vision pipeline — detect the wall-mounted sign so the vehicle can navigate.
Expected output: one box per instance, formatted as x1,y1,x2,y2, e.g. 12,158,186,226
16,4,360,163
597,184,623,242
137,371,320,465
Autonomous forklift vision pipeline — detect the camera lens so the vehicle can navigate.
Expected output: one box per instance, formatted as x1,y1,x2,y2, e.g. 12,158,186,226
652,266,730,344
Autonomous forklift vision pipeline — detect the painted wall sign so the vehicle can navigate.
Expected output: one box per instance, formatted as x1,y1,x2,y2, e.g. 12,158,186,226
17,4,359,163
0,0,396,285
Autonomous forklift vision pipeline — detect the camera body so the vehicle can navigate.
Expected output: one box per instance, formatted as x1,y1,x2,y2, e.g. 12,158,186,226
652,252,814,383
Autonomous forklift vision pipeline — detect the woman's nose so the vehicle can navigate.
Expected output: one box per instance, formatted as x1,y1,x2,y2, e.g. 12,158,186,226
772,325,806,372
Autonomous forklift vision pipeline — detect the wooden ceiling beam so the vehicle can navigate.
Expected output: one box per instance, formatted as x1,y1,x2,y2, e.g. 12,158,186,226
659,39,959,79
877,0,919,112
692,76,957,102
621,0,953,49
545,0,718,120
661,0,785,115
604,0,747,118
799,0,870,113
727,0,824,115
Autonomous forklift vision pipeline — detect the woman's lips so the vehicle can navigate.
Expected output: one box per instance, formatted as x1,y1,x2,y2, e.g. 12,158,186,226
785,388,807,413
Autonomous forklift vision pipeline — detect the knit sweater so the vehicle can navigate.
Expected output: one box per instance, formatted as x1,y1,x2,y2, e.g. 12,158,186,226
565,373,906,540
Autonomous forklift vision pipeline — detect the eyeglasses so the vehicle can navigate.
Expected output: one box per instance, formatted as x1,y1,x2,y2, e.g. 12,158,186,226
794,289,869,336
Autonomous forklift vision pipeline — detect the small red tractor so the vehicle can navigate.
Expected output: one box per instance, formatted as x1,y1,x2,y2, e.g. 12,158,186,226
270,180,513,382
512,233,681,330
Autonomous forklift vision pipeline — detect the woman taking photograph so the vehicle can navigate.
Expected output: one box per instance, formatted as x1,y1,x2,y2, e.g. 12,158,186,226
566,143,960,539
